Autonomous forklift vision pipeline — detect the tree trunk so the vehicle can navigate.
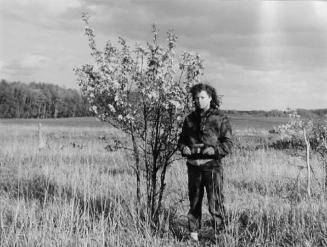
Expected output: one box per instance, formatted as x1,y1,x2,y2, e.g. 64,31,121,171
303,128,311,198
131,128,141,210
323,139,327,196
156,161,168,217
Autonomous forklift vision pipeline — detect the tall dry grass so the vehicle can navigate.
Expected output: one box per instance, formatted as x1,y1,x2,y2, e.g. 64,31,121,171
0,121,326,246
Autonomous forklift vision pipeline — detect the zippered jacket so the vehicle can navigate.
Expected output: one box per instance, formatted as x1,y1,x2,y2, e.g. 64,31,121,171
178,108,233,161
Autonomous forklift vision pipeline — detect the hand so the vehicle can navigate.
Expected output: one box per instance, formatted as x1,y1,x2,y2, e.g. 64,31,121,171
202,147,215,155
182,146,192,156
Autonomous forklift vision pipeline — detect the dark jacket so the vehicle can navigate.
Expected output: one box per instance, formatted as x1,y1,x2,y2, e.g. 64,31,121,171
178,107,233,161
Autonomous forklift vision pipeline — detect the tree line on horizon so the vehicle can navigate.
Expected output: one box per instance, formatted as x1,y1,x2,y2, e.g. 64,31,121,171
0,80,326,119
223,109,327,119
0,80,92,118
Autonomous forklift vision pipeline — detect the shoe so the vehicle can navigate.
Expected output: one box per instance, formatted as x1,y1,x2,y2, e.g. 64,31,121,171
190,232,199,242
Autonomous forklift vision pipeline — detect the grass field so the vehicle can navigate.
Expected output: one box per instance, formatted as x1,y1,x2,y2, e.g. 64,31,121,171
0,117,326,246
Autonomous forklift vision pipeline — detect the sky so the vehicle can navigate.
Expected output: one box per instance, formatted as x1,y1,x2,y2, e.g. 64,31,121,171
0,0,327,110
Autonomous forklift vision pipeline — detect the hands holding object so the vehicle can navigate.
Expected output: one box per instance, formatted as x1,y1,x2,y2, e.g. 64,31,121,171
182,144,215,156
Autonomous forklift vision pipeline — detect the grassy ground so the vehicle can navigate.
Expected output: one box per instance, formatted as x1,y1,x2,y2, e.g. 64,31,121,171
0,117,326,246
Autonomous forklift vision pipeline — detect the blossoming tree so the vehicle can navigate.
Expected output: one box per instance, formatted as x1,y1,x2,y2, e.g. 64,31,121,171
74,14,204,221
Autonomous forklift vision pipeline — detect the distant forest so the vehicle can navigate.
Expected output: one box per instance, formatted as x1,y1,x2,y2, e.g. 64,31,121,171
0,80,326,119
0,80,91,118
223,109,327,119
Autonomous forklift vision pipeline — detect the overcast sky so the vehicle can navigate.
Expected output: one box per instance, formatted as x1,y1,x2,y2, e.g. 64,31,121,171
1,0,327,110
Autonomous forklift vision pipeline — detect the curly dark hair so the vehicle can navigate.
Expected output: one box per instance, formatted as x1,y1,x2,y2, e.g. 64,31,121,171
190,83,220,109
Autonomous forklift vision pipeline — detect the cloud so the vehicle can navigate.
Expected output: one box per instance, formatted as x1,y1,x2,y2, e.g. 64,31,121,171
0,54,50,78
79,1,260,40
2,0,326,70
11,0,81,14
74,0,327,72
1,0,327,109
0,0,84,31
206,62,327,110
21,54,49,69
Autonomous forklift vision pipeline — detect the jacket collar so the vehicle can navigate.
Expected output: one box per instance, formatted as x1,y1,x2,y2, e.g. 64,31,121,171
195,107,219,118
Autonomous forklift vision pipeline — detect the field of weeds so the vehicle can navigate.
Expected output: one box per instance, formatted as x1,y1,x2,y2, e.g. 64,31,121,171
0,117,326,246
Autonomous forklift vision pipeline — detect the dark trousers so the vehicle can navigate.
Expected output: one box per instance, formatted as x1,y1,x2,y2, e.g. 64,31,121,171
187,162,226,232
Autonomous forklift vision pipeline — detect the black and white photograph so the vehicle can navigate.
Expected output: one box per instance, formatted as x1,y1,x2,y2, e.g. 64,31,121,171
1,1,327,246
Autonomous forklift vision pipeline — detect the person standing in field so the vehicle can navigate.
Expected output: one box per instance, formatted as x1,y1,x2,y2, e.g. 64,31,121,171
178,83,233,242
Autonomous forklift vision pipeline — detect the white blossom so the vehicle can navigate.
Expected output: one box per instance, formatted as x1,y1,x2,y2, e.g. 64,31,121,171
108,104,116,113
92,105,98,114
